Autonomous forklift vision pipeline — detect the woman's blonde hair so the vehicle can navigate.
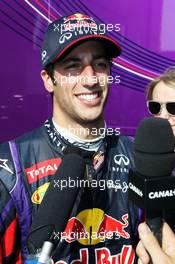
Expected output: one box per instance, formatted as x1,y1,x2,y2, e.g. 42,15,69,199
146,66,175,100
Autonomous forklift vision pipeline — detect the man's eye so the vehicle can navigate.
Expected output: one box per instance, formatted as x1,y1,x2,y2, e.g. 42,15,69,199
93,61,109,71
65,63,82,70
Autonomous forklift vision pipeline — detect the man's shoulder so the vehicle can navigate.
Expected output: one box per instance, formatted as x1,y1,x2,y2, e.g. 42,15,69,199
118,135,134,156
0,122,51,192
106,133,134,150
0,123,46,152
118,135,134,146
13,123,46,145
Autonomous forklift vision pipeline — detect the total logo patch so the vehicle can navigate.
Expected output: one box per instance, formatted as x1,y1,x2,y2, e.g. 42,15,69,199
25,158,62,184
31,182,50,204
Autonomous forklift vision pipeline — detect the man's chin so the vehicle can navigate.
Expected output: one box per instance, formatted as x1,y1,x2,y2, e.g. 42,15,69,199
76,114,104,126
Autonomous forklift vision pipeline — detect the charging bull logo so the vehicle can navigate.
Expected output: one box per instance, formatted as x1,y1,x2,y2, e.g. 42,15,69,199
93,151,104,170
64,13,93,23
60,209,130,245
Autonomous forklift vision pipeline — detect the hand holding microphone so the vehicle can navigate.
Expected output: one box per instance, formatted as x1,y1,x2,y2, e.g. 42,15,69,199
136,222,175,264
128,117,175,263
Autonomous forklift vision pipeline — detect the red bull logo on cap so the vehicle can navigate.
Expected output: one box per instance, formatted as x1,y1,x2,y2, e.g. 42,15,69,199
64,13,93,23
93,151,104,170
61,208,130,245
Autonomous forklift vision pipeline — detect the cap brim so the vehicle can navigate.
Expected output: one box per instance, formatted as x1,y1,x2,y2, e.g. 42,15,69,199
52,34,121,64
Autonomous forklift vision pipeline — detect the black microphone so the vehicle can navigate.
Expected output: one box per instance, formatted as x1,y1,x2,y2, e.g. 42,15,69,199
27,153,86,260
129,117,175,246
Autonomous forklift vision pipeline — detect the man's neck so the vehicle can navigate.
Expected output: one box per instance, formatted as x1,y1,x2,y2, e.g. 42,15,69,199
52,115,105,140
52,118,106,152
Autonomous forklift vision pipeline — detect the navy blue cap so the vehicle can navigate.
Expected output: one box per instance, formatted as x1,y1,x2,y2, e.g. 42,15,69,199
41,13,121,68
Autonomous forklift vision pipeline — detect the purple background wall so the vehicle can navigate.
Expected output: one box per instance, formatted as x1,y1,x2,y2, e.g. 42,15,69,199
0,0,175,142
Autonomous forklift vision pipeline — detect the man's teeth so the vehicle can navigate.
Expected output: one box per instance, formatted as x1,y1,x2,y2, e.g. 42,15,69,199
78,93,98,101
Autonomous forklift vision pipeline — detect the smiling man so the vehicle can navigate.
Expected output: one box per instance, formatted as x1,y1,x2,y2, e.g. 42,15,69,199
0,13,141,263
41,40,110,134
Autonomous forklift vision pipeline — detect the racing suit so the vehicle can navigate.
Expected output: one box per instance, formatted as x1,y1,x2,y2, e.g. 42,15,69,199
0,118,142,263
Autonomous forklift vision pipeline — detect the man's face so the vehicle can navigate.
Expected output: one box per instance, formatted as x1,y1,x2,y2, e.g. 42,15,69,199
44,40,111,127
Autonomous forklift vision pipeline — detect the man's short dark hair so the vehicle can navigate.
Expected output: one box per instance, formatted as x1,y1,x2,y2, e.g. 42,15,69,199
44,63,55,83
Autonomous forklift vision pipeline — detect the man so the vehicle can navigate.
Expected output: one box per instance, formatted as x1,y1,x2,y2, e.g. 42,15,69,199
0,13,140,263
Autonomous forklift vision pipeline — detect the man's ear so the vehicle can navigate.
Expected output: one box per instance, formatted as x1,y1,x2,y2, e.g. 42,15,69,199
40,70,54,93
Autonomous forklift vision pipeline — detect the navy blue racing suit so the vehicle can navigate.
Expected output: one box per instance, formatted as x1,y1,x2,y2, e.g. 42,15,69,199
0,118,142,263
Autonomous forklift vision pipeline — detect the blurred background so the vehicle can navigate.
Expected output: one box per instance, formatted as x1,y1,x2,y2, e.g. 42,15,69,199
0,0,175,142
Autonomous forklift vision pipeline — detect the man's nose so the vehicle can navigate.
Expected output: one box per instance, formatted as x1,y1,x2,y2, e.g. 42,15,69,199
81,65,98,87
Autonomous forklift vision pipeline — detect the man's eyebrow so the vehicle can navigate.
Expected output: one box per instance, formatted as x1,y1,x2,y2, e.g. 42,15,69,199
60,54,108,64
61,57,81,64
92,54,107,59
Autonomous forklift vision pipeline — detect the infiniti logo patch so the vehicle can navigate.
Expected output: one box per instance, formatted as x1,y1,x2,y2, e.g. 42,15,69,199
114,155,130,166
112,154,130,173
